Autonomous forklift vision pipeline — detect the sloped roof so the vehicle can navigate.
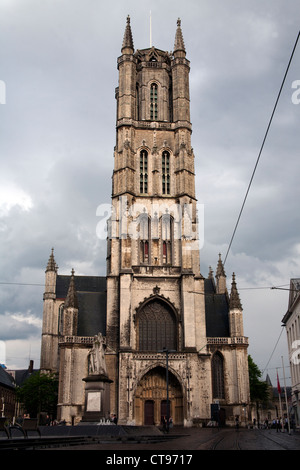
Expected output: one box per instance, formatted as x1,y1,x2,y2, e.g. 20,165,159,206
56,275,106,336
204,278,230,337
0,366,15,389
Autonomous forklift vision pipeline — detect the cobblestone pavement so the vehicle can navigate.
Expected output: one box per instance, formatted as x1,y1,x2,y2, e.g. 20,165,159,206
54,427,300,451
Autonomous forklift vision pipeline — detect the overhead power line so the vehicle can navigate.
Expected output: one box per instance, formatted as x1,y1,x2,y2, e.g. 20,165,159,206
224,30,300,266
261,327,285,375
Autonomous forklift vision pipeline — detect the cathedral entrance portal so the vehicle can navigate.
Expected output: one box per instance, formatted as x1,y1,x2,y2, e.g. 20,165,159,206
134,366,183,426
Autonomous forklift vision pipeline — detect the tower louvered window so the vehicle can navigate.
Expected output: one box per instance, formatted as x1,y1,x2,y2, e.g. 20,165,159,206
140,150,148,193
162,151,170,194
150,83,158,120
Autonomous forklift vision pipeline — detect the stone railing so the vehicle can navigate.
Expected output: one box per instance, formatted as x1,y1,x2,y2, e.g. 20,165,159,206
132,352,186,361
132,265,181,276
207,337,248,345
58,336,94,345
117,118,192,131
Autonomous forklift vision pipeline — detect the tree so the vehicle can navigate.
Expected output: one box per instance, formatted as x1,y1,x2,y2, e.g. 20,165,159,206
248,355,269,425
16,371,58,420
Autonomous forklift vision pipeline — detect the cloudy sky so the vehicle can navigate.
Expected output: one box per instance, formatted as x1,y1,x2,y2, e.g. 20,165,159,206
0,0,299,388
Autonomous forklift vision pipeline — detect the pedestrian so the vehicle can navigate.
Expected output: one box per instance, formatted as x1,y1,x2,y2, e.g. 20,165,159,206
235,416,239,430
264,419,269,429
276,418,281,432
45,415,51,426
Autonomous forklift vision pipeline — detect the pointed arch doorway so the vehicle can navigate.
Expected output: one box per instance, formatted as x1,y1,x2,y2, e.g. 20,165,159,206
134,366,183,426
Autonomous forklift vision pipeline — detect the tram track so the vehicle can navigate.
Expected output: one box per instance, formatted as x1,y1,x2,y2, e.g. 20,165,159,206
197,429,242,450
256,430,297,450
210,431,241,450
207,428,299,450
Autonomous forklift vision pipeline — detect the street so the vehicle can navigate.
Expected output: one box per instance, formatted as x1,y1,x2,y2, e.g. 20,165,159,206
52,427,300,451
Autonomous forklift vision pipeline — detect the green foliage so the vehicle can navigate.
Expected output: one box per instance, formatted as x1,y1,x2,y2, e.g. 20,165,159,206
16,371,58,418
248,355,269,403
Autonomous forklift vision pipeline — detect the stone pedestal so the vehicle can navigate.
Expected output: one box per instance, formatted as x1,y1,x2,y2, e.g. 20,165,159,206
81,374,113,423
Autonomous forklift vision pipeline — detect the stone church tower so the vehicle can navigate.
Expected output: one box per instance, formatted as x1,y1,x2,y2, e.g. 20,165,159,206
105,17,249,426
40,17,250,427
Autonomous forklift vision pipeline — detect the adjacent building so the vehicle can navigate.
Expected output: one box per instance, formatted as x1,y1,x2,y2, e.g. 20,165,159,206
282,278,300,426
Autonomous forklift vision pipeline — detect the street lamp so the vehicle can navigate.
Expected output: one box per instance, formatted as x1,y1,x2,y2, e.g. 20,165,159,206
159,347,175,431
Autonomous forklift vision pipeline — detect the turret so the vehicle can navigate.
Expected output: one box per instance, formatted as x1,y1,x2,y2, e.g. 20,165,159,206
229,272,244,337
40,248,58,372
117,16,136,121
172,19,190,124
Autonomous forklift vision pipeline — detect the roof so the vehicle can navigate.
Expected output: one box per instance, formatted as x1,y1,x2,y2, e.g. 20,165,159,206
0,366,15,389
204,278,230,337
56,275,107,336
56,274,232,339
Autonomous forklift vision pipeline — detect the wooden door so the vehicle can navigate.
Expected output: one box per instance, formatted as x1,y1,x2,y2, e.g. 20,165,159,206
144,400,154,425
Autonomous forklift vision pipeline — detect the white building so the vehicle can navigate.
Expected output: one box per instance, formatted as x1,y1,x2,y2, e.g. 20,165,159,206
282,278,300,426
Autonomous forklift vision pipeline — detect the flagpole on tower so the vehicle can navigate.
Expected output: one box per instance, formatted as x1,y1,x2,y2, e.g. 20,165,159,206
277,369,283,431
281,356,291,434
150,11,152,47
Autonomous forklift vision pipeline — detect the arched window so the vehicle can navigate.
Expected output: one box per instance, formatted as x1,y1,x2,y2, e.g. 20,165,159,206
140,150,148,193
161,213,173,264
212,352,225,399
136,83,140,120
150,83,158,120
58,303,64,335
162,151,170,194
138,300,177,351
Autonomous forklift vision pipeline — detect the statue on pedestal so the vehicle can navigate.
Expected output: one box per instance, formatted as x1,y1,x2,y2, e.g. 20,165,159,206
81,332,112,423
88,332,107,377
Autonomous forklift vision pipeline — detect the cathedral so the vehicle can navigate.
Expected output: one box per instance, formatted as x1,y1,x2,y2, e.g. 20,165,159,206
40,17,250,427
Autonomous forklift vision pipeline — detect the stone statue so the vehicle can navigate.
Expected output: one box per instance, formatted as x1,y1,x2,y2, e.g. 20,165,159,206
88,332,107,376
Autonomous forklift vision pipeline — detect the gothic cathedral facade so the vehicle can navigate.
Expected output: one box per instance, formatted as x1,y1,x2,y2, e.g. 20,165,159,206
40,17,250,427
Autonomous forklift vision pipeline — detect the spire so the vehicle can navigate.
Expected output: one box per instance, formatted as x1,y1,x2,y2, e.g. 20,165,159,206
215,253,227,294
46,248,57,273
229,273,242,310
216,253,226,278
173,18,186,56
122,15,134,53
64,269,78,309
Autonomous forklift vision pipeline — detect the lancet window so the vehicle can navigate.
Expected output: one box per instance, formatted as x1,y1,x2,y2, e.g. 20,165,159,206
162,151,170,194
140,150,148,194
150,83,158,120
212,352,225,399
